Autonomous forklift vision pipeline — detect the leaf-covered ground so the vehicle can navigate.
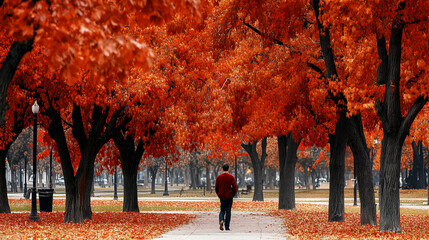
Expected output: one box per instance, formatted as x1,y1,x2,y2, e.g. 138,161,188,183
0,211,195,239
8,199,280,212
4,199,429,239
271,204,429,239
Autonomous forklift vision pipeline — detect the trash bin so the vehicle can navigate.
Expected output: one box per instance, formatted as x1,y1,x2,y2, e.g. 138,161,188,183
38,188,54,212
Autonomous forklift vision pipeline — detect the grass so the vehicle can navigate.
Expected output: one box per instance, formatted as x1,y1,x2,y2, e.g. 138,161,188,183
8,187,428,212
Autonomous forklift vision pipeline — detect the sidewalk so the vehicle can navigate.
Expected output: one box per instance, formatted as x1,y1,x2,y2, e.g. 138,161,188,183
154,211,289,240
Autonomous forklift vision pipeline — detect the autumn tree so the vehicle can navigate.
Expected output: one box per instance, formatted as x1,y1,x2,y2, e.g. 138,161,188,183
0,32,37,212
0,0,201,126
322,0,429,232
0,109,27,213
210,0,337,210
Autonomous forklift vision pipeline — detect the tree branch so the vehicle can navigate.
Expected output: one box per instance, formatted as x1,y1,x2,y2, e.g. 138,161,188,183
399,95,428,143
72,103,88,152
307,62,327,80
243,21,285,46
376,35,388,85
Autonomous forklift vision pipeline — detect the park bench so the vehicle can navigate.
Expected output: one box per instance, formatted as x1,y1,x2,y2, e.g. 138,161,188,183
241,185,252,195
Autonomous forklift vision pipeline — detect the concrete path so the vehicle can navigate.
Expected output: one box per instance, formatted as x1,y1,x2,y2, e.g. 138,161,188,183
154,211,288,240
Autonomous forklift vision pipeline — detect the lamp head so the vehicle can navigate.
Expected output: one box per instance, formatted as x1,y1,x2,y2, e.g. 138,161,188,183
32,101,39,115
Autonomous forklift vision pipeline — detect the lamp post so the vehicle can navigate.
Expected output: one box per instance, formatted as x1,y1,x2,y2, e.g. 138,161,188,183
163,160,169,196
49,148,53,189
19,162,23,192
234,156,238,198
24,157,28,199
28,101,40,221
353,178,358,206
353,159,358,206
113,165,118,200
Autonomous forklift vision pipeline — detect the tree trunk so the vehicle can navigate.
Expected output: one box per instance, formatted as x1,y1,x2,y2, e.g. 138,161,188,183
379,136,402,232
375,21,427,232
238,167,245,188
0,39,33,126
184,166,190,188
81,159,95,220
328,113,347,222
123,170,138,212
113,134,144,212
266,168,274,189
149,166,158,194
190,160,197,189
196,166,201,187
0,116,25,213
206,166,211,191
19,162,23,191
47,104,124,223
170,168,174,187
10,168,17,192
252,157,264,201
304,166,310,190
311,170,317,190
278,133,300,210
0,149,11,213
411,140,426,189
347,115,377,225
145,167,149,188
242,137,267,201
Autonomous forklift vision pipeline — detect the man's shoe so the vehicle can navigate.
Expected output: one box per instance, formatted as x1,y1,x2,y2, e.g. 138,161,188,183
225,228,230,231
219,221,224,231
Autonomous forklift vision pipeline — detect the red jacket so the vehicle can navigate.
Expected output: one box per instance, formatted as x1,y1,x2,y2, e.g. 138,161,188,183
215,173,237,200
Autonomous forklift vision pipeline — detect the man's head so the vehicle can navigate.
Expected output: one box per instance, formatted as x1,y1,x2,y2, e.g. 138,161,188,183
222,163,229,172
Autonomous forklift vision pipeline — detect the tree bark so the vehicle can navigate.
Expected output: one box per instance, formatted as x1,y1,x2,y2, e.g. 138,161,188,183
303,165,310,190
328,113,347,222
410,140,426,189
347,115,377,225
205,166,211,191
242,137,267,201
0,148,11,213
266,168,274,189
375,21,428,232
9,168,17,192
113,133,144,212
149,166,158,194
278,133,300,209
0,39,33,126
184,166,190,188
123,170,138,211
379,136,402,232
311,170,317,190
47,103,126,223
0,113,25,213
190,160,197,189
144,167,149,187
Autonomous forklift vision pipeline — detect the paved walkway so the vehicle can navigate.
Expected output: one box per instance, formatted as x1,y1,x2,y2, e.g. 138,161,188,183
154,211,288,240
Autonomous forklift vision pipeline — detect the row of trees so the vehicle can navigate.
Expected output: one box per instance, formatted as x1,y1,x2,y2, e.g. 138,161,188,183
1,0,429,233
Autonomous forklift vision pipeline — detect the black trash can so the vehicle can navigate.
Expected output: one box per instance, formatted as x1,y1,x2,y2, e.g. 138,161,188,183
38,188,54,212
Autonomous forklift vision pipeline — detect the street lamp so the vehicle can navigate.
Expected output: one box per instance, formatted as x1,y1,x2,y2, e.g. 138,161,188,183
28,101,40,221
49,148,53,189
234,156,238,198
353,178,358,206
24,156,28,199
163,160,169,196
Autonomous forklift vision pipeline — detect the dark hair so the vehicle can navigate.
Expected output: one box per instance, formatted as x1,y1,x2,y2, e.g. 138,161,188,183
222,163,229,171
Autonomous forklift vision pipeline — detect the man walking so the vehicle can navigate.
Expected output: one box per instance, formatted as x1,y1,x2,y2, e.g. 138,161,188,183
215,163,237,231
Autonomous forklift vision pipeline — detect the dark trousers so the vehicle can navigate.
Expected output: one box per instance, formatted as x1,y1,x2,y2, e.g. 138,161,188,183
219,198,233,229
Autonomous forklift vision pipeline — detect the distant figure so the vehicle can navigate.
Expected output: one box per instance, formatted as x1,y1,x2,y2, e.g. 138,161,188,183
215,163,237,231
